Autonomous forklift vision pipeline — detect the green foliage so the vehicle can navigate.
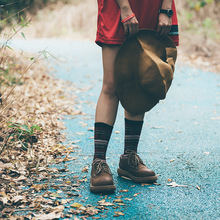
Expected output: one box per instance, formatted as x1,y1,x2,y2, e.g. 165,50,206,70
7,122,41,151
179,0,220,41
187,0,214,10
202,17,212,28
0,67,20,86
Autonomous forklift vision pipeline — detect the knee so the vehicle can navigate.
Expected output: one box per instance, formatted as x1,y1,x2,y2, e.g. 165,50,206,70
102,81,117,97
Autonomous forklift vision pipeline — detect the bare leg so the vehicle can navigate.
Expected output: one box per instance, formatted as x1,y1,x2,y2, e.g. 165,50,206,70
124,110,145,121
95,45,120,126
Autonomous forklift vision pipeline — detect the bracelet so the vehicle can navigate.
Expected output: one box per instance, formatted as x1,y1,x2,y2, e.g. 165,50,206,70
121,13,135,23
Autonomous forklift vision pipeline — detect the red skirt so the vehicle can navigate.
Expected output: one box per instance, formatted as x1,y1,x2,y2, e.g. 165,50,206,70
96,0,179,46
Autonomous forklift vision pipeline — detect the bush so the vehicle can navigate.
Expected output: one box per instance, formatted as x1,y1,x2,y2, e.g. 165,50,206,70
0,0,81,20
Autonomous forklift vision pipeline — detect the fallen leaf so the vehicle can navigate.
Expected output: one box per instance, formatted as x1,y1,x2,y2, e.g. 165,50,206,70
124,198,133,201
114,211,124,217
76,132,85,136
153,183,161,185
113,199,123,203
133,193,140,197
120,176,131,180
51,185,60,189
120,189,129,192
141,183,151,186
167,182,188,187
72,140,81,144
0,197,8,205
14,175,27,182
12,195,25,204
88,127,94,131
151,126,165,129
53,205,64,212
98,199,113,206
81,207,99,216
50,192,60,198
82,166,89,172
34,211,61,220
204,152,210,154
66,180,72,184
68,208,81,215
210,116,220,120
67,192,80,197
61,199,69,204
71,203,84,208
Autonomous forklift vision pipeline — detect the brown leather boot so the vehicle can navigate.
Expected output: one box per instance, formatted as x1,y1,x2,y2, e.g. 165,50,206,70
117,150,158,183
90,158,116,193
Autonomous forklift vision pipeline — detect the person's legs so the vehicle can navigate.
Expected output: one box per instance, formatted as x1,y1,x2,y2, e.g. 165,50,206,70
90,45,120,193
93,45,120,161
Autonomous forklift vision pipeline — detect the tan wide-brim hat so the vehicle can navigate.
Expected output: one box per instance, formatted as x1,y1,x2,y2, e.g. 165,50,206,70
114,29,177,115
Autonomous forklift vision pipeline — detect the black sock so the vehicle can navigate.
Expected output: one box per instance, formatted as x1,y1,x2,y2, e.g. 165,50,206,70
124,118,143,154
94,122,113,160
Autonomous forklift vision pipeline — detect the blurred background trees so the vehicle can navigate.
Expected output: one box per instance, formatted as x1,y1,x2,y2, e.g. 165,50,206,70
1,0,219,40
0,0,220,67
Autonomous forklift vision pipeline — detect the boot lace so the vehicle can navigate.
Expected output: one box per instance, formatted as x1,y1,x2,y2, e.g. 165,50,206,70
127,151,145,169
92,159,112,175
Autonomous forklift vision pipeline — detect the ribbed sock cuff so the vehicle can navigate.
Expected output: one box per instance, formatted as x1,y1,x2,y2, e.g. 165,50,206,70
124,118,143,126
95,122,113,132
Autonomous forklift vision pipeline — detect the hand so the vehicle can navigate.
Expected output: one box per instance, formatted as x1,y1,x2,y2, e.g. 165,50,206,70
120,8,139,38
156,13,172,39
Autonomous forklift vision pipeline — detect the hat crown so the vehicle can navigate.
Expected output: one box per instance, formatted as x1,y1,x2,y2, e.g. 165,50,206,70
137,33,177,99
114,29,177,115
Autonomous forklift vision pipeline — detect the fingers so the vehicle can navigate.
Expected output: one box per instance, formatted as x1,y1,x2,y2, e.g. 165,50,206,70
156,23,171,38
124,25,129,37
123,17,139,38
156,14,172,39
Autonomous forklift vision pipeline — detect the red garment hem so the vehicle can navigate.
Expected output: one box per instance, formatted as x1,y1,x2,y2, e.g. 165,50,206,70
95,36,124,46
96,35,179,47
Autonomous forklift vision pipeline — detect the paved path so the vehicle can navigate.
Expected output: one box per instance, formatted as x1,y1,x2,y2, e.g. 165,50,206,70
13,39,220,219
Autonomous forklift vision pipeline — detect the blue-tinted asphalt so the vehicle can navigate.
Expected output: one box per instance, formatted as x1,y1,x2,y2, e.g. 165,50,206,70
12,39,220,219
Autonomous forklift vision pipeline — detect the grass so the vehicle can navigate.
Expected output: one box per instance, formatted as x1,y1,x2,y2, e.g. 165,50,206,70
0,12,73,157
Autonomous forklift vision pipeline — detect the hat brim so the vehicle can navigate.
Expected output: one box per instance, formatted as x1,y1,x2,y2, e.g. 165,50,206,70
114,29,176,115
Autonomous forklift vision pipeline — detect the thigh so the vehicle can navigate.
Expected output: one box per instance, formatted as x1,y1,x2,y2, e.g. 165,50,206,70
102,45,120,87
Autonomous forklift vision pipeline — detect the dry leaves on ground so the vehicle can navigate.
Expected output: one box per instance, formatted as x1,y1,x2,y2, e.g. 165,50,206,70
0,50,81,218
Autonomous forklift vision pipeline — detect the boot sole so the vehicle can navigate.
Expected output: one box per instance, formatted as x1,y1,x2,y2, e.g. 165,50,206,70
117,168,158,183
90,184,116,193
